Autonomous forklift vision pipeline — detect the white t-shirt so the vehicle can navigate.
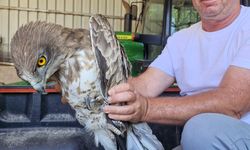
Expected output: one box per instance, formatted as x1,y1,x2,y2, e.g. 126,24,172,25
150,6,250,124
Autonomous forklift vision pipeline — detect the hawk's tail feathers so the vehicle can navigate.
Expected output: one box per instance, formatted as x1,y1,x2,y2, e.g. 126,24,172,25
127,123,165,150
94,129,117,150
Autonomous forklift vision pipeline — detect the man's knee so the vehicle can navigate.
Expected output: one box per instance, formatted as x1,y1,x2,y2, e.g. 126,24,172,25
181,113,250,150
181,113,228,150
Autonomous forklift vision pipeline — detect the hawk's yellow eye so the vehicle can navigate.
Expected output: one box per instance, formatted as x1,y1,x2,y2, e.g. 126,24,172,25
37,56,47,67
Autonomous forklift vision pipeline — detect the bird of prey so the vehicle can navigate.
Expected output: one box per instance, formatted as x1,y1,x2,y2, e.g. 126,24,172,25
11,14,164,150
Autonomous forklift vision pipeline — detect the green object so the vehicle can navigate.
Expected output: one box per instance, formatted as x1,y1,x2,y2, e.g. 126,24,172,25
6,81,30,86
116,32,144,76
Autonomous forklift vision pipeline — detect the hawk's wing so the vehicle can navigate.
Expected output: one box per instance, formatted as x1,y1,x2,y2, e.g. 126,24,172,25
89,14,131,99
89,15,164,150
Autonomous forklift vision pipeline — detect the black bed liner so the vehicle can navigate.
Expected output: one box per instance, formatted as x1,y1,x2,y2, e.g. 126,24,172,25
0,87,181,150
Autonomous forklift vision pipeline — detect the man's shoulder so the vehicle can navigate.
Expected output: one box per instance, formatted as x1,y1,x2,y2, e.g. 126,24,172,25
240,6,250,30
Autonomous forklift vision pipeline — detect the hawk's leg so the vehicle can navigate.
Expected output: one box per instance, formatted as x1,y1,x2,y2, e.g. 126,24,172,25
111,120,127,134
106,116,127,150
85,96,126,135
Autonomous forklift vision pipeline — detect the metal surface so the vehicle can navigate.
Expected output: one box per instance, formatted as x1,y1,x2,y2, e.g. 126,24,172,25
0,5,124,20
162,0,172,46
0,0,139,64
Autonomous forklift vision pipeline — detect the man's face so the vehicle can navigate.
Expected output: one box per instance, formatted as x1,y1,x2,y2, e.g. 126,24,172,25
192,0,240,20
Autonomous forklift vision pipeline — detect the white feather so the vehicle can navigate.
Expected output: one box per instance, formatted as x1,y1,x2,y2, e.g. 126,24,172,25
59,48,117,149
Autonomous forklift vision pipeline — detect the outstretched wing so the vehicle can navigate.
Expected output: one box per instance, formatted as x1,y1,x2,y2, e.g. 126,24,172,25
89,14,131,99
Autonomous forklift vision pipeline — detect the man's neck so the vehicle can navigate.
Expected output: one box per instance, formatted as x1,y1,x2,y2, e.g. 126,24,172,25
201,6,241,32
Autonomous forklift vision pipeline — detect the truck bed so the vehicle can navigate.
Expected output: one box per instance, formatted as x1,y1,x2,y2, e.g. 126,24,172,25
0,86,181,150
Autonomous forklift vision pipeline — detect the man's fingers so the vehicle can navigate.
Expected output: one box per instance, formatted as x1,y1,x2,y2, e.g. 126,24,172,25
108,83,134,95
105,82,141,122
108,91,135,104
103,105,135,115
107,114,134,122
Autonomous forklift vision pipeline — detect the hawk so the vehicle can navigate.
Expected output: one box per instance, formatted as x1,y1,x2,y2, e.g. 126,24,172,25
10,15,164,150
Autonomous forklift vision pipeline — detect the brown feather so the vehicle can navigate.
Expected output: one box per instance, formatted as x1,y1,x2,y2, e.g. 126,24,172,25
11,22,91,75
89,14,132,98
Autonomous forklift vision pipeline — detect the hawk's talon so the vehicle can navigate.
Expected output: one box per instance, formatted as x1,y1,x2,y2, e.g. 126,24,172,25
86,97,103,111
104,96,109,105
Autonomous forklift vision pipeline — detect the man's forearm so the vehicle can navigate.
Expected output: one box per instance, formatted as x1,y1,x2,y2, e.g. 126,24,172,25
105,66,250,124
142,66,250,125
143,89,242,125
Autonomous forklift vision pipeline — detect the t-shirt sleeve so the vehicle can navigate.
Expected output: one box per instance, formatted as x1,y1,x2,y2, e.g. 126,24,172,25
231,28,250,69
149,38,175,77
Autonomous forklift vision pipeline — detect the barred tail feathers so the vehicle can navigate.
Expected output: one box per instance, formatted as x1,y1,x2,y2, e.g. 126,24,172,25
127,123,165,150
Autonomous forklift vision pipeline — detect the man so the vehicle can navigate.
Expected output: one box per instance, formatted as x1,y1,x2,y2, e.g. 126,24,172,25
104,0,250,149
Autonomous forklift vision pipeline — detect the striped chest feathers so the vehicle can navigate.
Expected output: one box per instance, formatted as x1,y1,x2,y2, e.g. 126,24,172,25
58,49,103,107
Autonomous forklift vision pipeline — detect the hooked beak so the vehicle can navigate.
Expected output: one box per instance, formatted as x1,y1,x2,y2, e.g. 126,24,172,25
30,81,47,94
20,72,48,94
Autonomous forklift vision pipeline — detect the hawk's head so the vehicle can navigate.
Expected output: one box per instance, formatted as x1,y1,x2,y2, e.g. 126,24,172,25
10,21,67,93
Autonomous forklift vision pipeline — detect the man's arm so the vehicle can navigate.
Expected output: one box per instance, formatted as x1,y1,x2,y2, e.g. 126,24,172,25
104,65,250,125
128,67,175,97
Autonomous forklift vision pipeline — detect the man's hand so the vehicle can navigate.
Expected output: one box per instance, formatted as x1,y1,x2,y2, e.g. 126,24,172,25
103,83,149,123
